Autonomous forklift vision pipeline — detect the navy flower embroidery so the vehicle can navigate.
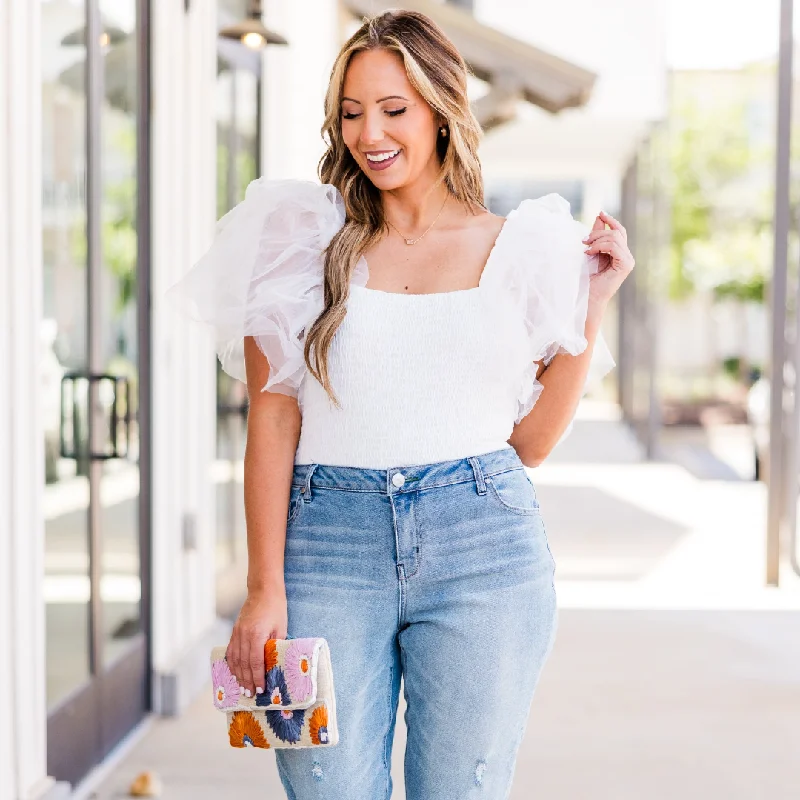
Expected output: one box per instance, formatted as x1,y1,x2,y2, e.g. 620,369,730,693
267,706,305,743
257,665,289,707
258,665,305,743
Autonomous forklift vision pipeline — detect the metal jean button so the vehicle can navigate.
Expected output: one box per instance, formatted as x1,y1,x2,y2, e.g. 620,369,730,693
392,472,405,488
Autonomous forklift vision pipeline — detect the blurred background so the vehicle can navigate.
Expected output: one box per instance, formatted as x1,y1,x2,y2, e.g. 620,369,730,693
3,0,800,798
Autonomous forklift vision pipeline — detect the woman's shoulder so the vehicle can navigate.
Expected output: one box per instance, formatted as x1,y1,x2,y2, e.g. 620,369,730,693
483,190,603,354
164,177,347,397
484,193,590,285
502,193,588,242
223,177,346,242
488,194,615,424
240,176,342,206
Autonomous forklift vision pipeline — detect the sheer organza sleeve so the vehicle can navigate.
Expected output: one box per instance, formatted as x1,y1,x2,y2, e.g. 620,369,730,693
164,178,346,399
489,193,617,427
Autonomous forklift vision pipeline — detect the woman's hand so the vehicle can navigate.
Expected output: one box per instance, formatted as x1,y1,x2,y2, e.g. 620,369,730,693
582,210,635,311
226,585,288,698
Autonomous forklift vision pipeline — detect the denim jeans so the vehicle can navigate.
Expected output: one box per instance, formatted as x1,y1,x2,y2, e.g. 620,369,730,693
275,446,558,800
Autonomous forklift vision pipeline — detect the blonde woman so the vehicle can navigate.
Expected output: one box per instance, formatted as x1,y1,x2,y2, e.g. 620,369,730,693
169,9,632,799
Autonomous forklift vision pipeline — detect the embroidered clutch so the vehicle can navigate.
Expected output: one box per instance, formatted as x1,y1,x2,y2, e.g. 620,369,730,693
210,636,339,749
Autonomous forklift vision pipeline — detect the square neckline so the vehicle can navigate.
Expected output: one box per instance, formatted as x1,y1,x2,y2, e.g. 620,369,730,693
350,216,509,299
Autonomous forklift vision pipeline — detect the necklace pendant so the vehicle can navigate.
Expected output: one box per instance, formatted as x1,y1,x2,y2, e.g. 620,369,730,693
405,238,416,245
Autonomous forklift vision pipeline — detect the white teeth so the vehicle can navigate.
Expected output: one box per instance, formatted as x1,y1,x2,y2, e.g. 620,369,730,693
366,150,399,162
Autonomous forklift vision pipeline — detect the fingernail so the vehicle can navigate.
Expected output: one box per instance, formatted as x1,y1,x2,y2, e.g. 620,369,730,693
256,687,263,695
239,686,246,695
244,689,252,698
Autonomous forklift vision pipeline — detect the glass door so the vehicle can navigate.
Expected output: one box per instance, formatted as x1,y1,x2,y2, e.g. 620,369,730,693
42,0,150,786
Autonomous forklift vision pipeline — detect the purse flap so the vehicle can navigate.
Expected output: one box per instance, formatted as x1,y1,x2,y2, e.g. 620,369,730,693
210,637,325,712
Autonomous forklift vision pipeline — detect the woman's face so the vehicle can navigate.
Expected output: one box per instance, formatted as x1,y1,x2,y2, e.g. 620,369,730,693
340,48,442,191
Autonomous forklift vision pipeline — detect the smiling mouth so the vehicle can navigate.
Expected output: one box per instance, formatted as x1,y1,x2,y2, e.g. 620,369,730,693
364,149,401,171
365,149,399,162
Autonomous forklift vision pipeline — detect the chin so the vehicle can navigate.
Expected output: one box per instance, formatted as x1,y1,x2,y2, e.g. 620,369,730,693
362,161,416,191
366,172,409,191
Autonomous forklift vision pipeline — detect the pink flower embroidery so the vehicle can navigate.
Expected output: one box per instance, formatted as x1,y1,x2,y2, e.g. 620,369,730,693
212,658,240,709
283,639,316,702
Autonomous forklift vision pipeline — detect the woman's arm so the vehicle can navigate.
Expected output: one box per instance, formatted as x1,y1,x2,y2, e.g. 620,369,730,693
509,209,634,467
508,300,607,467
226,335,302,698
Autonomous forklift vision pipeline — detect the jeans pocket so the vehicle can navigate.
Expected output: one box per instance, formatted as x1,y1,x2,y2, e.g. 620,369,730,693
485,467,541,515
287,484,304,525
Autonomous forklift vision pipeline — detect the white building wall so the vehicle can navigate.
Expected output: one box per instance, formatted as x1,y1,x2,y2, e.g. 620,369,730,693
0,2,52,799
261,0,342,180
150,0,221,709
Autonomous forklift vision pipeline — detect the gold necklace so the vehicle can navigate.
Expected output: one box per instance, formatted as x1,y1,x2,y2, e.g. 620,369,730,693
385,194,448,245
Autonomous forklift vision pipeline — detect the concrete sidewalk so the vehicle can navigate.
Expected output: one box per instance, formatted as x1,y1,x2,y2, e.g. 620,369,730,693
81,405,800,799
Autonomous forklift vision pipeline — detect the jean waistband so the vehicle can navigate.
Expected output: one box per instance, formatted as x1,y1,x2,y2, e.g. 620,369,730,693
292,447,525,495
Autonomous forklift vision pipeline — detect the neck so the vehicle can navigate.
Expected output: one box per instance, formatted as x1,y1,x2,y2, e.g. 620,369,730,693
381,177,450,230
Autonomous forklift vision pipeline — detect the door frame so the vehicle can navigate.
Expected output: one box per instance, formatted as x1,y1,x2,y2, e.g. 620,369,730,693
45,0,152,786
136,0,153,742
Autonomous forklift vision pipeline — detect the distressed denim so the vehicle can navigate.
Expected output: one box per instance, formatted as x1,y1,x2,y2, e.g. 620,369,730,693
275,446,558,800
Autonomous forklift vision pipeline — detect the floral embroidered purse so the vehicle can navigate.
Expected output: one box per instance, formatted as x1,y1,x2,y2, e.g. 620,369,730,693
210,636,339,749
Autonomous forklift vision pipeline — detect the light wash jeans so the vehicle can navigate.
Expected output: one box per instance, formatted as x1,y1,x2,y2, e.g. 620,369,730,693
275,446,558,800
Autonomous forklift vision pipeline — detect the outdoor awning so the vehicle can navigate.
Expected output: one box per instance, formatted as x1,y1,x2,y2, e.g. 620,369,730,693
343,0,596,130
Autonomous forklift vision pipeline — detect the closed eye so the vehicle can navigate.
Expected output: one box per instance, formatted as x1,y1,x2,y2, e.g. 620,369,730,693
341,108,407,120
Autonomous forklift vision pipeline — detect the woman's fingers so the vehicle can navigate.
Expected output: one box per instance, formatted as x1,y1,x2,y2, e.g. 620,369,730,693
240,636,254,697
598,210,627,240
590,214,606,232
250,637,266,696
586,241,635,276
226,628,244,692
584,239,622,256
582,213,628,244
582,229,624,246
584,239,627,261
240,629,268,697
583,237,621,256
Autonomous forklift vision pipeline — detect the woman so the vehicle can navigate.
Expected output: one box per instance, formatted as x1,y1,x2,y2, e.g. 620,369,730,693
168,9,632,799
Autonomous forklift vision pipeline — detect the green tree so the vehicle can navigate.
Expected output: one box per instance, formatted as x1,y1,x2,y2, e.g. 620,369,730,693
669,96,766,301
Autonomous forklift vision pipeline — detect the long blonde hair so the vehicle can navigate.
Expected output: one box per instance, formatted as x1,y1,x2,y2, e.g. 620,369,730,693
302,9,485,407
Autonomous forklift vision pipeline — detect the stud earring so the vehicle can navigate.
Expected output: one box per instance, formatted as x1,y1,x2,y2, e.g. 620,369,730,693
439,125,448,137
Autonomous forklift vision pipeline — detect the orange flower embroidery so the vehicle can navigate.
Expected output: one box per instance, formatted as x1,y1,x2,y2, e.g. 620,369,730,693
309,705,330,745
264,638,279,672
228,711,270,749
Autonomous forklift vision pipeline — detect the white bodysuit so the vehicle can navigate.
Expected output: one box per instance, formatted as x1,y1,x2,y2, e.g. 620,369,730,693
166,178,615,469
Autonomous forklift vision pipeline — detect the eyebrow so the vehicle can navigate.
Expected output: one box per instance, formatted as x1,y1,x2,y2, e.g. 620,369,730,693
341,95,409,104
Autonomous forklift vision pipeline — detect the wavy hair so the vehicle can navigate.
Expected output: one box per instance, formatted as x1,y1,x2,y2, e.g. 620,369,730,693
302,9,485,407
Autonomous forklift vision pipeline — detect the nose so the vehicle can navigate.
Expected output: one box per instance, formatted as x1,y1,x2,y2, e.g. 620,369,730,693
359,111,384,146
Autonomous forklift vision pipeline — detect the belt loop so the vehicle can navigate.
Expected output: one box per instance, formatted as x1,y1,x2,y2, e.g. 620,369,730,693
302,464,319,501
467,456,487,495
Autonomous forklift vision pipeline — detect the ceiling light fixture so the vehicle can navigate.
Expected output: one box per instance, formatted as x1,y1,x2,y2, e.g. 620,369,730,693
218,0,287,50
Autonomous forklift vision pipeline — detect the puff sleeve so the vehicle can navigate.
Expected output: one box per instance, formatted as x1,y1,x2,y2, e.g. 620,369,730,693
486,194,617,427
164,177,347,399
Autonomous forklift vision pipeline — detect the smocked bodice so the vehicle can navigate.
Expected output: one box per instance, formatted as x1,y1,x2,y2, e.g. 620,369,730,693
165,178,616,468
